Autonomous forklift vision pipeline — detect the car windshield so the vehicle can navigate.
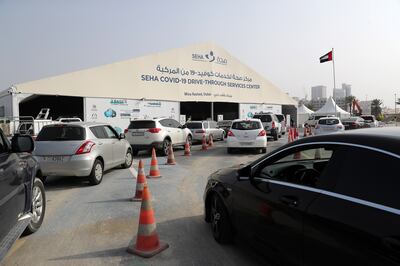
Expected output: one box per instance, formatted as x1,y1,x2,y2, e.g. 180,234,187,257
253,115,272,122
185,122,202,129
318,119,339,125
128,120,156,129
36,125,85,141
231,121,261,130
361,116,374,122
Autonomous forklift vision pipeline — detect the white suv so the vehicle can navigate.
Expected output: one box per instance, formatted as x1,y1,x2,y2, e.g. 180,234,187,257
125,118,192,156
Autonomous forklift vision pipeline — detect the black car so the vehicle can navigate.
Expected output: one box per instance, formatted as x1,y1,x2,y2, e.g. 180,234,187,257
0,131,46,262
204,127,400,265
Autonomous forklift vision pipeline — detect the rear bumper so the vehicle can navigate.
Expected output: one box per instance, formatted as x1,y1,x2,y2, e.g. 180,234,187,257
192,133,207,142
131,141,164,151
35,154,94,177
227,137,267,148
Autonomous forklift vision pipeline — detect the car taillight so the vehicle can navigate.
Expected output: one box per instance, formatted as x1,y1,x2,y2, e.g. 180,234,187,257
76,141,95,155
258,130,266,136
227,130,234,137
195,129,205,133
124,128,129,134
271,121,276,129
147,128,162,133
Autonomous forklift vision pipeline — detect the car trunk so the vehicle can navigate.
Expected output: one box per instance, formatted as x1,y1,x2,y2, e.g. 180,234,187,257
231,129,260,141
34,141,85,156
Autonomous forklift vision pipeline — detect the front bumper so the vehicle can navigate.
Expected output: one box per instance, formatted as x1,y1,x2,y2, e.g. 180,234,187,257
35,154,95,177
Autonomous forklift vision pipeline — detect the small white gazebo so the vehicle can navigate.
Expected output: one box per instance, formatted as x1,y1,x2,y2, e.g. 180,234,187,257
297,104,314,126
314,97,350,118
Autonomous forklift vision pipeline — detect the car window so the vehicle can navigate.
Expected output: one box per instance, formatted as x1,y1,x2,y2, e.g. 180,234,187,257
276,115,285,122
129,120,156,129
333,147,399,209
253,115,272,122
90,126,108,139
103,126,118,138
159,119,169,127
186,122,202,129
318,119,339,125
36,125,86,141
258,146,335,188
202,122,209,129
170,119,181,128
231,121,261,130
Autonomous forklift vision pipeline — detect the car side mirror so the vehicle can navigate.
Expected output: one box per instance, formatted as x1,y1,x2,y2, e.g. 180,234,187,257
11,134,34,153
119,133,125,139
236,164,252,181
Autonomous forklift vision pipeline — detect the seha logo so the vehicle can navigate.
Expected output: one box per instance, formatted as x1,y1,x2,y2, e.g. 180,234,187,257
192,51,227,65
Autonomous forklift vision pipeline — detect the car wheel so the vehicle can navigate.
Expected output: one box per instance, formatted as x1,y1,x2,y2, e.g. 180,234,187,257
161,138,171,156
88,159,103,185
121,149,133,169
274,133,278,141
210,194,232,244
24,178,46,235
132,148,139,156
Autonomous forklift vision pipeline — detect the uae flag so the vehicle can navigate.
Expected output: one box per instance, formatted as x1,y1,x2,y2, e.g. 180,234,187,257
319,51,333,63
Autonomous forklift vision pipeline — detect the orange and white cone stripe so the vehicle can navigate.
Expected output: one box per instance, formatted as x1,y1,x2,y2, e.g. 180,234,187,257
147,148,161,178
131,160,147,202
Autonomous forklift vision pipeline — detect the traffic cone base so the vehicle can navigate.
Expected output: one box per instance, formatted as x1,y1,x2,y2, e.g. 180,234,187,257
166,145,176,165
127,239,169,258
201,135,208,150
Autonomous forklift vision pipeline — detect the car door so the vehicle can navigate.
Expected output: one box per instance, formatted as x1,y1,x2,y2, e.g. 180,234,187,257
103,126,126,166
89,126,114,169
303,146,400,266
232,144,336,265
170,119,185,144
0,131,25,241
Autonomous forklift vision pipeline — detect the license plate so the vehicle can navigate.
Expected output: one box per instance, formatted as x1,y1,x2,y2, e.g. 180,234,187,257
240,142,253,145
132,132,144,136
43,156,65,163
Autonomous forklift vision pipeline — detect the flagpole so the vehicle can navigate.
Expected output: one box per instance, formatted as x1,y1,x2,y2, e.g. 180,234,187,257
332,48,337,116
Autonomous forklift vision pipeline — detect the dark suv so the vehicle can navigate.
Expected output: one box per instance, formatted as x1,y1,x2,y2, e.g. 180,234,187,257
0,131,45,262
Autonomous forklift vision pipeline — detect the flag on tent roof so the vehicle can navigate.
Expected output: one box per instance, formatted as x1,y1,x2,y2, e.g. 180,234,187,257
319,51,333,63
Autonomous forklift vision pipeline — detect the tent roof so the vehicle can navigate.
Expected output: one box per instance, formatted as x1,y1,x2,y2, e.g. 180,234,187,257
315,97,349,114
298,104,314,114
13,42,296,106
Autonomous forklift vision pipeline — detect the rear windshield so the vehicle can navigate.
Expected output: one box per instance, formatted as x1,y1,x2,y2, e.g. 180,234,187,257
253,115,272,122
276,115,285,122
36,125,85,141
217,121,232,127
361,116,374,122
185,122,202,129
318,119,339,125
231,121,261,130
128,120,156,129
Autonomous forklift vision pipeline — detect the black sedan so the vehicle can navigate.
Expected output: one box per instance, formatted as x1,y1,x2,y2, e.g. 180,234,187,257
204,127,400,265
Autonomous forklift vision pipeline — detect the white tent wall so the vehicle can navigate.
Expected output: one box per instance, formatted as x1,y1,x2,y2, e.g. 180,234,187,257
297,104,314,126
314,97,350,119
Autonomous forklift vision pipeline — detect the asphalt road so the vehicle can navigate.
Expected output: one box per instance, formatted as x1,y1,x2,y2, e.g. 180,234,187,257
3,136,288,266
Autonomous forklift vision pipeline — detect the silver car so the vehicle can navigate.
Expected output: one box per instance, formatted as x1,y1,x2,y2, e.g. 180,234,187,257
34,122,133,185
185,120,225,143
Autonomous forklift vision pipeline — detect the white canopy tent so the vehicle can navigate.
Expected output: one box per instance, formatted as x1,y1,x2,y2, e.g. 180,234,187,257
314,97,350,118
297,104,314,126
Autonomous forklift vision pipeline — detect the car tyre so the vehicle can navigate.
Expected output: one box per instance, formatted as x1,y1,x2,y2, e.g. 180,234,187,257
210,194,232,244
24,178,46,235
88,159,103,185
161,138,171,156
121,149,133,169
273,133,278,141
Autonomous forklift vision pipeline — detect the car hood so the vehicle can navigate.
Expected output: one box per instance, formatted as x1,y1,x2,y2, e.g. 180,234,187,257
208,163,245,184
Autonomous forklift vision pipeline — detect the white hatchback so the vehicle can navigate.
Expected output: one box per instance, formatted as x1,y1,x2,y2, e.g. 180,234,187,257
314,117,345,135
227,119,267,153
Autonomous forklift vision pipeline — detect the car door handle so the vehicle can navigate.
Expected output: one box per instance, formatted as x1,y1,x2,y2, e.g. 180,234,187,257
280,195,298,207
98,142,103,145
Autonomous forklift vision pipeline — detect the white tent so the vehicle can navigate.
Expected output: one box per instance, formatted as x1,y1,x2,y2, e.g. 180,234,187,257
314,97,350,118
297,104,314,126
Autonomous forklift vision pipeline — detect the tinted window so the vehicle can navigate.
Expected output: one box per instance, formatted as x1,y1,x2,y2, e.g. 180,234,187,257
104,126,118,138
90,126,107,139
333,147,399,209
36,125,85,141
253,115,272,122
217,120,232,127
0,131,6,153
231,121,261,130
170,119,181,128
186,122,202,129
361,116,374,122
129,120,156,129
276,114,285,122
259,146,335,188
318,119,339,125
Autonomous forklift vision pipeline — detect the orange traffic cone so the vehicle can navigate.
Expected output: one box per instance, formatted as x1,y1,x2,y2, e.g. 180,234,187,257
201,134,208,150
288,128,293,143
147,148,161,178
294,128,299,140
127,184,169,258
166,145,176,165
308,127,313,136
303,127,308,137
208,134,214,147
184,139,191,156
131,160,147,202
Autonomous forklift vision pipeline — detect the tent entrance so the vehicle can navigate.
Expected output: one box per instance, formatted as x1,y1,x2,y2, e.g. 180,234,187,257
180,102,239,121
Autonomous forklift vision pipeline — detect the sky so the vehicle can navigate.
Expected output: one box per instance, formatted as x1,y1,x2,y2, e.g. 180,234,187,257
0,0,399,107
